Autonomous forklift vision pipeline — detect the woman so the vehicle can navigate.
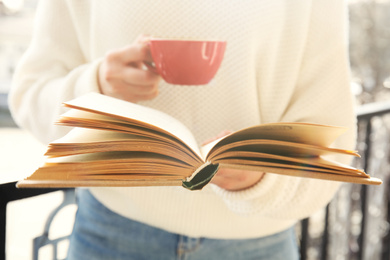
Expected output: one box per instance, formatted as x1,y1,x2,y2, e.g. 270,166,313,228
9,1,356,259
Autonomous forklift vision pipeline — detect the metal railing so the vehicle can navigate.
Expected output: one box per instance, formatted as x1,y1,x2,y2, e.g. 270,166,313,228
300,101,390,260
0,183,73,260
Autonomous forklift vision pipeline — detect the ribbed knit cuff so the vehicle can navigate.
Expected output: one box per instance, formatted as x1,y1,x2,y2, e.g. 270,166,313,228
210,173,282,215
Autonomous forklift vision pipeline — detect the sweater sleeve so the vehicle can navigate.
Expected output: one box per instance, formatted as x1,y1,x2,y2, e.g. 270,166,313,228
211,0,356,220
8,0,101,144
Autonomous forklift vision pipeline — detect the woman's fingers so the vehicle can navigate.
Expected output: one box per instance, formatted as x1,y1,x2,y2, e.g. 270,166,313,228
98,35,161,103
107,42,151,66
120,66,161,86
102,78,159,102
211,168,265,191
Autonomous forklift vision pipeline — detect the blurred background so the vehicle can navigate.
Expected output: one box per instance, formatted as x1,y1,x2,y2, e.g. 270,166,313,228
0,0,389,259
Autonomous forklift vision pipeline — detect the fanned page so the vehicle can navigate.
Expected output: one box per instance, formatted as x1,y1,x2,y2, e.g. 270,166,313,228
216,163,382,185
211,151,364,176
37,152,194,179
63,92,202,160
201,122,382,186
201,122,351,159
202,122,348,156
48,124,201,166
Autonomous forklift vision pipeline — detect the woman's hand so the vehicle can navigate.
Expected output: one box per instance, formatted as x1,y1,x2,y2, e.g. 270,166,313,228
211,167,265,191
203,131,265,191
98,36,162,103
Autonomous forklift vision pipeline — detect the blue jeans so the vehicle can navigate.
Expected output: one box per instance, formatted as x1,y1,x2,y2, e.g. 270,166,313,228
66,189,299,260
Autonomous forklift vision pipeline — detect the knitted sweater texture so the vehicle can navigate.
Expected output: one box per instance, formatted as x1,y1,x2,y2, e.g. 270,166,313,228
9,0,356,238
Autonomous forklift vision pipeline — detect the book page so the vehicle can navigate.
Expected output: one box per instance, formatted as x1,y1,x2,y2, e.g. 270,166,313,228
63,93,202,158
206,139,358,161
216,163,382,186
204,122,348,159
17,179,184,188
37,152,195,178
211,151,366,176
47,127,200,166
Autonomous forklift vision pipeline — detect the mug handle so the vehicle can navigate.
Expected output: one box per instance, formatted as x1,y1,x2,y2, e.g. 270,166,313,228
143,41,159,74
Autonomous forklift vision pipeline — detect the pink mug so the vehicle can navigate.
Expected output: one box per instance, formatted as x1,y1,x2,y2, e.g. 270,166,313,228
147,39,227,85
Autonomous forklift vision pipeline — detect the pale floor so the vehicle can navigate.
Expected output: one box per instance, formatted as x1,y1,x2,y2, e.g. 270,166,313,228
1,128,77,260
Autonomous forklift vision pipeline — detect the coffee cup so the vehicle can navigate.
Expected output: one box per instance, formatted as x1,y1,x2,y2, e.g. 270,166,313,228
147,39,226,85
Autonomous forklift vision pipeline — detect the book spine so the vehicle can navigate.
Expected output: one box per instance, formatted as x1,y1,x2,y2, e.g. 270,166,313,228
182,162,219,191
185,161,212,182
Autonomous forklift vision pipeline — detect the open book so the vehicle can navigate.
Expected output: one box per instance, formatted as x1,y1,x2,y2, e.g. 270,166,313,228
17,93,382,190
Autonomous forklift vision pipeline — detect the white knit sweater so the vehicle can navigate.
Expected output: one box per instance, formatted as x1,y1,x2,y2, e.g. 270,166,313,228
9,0,356,239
